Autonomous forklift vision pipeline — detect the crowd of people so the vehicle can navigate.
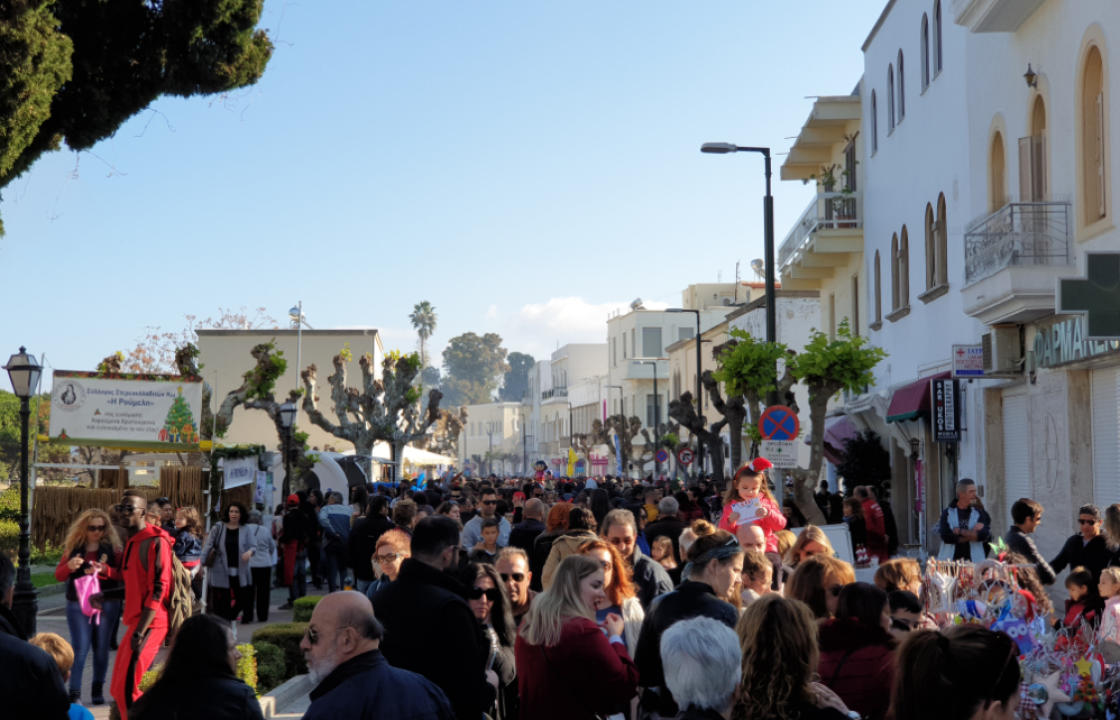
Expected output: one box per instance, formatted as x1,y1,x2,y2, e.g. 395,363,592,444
10,462,1120,719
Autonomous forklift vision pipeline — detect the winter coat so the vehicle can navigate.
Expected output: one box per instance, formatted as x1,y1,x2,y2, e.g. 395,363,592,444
302,650,453,720
630,545,675,611
817,619,896,720
130,674,263,720
937,499,991,562
245,523,277,569
348,515,395,582
0,605,69,720
200,523,255,589
54,541,121,601
172,529,203,565
372,558,493,720
514,617,639,720
541,530,598,589
633,580,738,717
717,494,786,553
509,518,545,553
1004,526,1056,585
1051,533,1115,589
861,499,889,562
319,503,353,548
529,529,565,592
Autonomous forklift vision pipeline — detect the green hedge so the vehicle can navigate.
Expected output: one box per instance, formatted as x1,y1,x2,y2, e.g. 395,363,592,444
254,641,286,693
252,622,308,679
292,595,322,622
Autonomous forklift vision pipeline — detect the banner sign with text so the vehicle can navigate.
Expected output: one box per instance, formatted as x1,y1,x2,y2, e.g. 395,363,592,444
49,370,204,450
931,378,960,442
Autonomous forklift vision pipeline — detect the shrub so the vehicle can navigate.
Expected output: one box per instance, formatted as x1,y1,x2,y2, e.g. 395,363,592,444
236,642,258,694
292,595,322,622
254,641,286,693
251,622,308,679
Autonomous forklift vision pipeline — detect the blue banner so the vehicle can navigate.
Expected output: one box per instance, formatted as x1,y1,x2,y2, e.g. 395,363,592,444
614,433,623,475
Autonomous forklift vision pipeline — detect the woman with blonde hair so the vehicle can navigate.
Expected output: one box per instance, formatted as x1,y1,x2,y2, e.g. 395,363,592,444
52,508,123,705
732,595,850,720
786,555,856,620
515,555,639,720
785,525,835,568
873,557,922,595
578,538,645,654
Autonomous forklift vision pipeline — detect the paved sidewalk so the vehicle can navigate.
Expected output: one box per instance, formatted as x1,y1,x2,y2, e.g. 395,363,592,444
35,584,305,719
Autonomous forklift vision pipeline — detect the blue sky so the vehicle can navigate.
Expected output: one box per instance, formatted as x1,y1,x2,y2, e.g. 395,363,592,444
1,1,885,383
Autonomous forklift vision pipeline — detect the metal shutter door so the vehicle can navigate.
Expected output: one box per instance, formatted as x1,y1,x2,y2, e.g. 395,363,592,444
1002,392,1031,521
1092,368,1120,508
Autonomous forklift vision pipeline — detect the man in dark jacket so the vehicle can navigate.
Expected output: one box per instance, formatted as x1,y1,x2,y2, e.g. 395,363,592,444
509,498,546,552
0,551,70,720
301,590,453,720
1052,504,1114,591
373,516,495,719
601,508,673,609
644,496,689,561
348,496,395,594
936,478,991,562
1003,498,1056,585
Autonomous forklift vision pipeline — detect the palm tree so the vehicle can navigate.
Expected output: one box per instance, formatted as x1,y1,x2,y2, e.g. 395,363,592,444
409,300,437,366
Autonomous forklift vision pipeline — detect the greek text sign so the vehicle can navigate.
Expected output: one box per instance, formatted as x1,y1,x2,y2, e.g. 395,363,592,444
50,371,203,450
1033,316,1120,369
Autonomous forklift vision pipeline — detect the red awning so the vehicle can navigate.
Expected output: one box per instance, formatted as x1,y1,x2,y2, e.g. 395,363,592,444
886,371,952,423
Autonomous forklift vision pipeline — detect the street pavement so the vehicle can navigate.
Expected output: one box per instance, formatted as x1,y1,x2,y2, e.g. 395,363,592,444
34,582,303,719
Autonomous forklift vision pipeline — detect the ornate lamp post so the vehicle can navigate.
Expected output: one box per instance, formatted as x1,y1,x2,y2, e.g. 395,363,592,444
4,346,43,637
278,401,297,499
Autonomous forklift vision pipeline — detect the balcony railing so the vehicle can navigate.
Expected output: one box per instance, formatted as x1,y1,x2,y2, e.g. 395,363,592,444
779,191,862,269
541,387,568,400
963,201,1071,284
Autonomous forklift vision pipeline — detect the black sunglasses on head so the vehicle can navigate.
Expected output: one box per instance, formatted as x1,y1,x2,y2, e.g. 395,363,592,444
467,586,502,602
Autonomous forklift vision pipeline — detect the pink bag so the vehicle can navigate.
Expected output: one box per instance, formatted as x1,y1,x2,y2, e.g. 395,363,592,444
73,572,101,625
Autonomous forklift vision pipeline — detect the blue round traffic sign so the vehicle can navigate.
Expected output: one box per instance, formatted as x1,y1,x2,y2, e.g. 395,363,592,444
758,405,800,441
655,449,669,463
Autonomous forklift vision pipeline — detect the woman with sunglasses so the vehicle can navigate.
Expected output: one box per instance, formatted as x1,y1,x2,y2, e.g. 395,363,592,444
633,526,742,719
889,626,1020,720
53,508,123,705
516,555,638,720
365,528,411,601
462,563,518,720
577,538,644,655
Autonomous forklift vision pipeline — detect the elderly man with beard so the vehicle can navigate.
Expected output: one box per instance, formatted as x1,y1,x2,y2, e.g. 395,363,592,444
300,591,453,720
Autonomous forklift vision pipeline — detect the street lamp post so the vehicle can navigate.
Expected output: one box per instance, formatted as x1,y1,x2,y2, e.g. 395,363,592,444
635,360,661,477
701,142,778,404
4,347,43,637
278,401,297,499
667,307,703,482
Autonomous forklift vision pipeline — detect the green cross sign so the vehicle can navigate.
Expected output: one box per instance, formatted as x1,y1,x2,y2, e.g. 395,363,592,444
1059,253,1120,339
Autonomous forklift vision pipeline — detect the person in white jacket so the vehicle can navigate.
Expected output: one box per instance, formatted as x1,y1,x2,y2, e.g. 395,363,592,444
244,510,277,623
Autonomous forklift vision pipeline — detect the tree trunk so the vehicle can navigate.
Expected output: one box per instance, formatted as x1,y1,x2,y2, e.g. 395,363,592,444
728,414,743,473
353,438,375,484
790,380,835,526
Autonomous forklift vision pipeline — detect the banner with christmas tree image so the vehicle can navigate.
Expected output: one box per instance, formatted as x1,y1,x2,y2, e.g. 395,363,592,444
50,370,203,450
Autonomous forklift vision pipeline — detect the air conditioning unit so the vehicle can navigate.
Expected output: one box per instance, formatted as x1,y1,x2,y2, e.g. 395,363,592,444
981,326,1022,374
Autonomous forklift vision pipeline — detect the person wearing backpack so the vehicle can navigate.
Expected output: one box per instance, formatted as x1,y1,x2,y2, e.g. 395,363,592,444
53,508,122,706
101,494,174,720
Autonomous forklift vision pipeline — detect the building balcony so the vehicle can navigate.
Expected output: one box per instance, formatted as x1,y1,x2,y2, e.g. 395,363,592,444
953,0,1045,33
540,387,568,401
961,201,1076,325
777,191,864,291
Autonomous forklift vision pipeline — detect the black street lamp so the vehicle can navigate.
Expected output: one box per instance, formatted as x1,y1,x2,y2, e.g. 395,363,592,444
278,401,297,499
4,346,42,637
667,307,704,481
701,142,778,405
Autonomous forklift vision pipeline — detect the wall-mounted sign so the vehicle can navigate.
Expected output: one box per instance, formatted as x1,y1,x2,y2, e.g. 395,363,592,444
1059,252,1120,338
1033,316,1120,369
952,344,984,377
931,378,960,442
50,371,203,450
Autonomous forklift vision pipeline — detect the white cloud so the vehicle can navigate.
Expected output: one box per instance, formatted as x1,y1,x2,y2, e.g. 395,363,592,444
496,296,669,359
485,304,498,320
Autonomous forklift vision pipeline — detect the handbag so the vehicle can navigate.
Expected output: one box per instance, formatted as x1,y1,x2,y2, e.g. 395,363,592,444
74,572,102,625
203,525,223,568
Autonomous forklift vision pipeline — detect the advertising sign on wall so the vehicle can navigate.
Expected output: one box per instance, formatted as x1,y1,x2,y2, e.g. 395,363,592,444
49,370,204,450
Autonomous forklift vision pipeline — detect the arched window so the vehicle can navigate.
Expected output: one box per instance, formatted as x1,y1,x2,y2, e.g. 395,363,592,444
1023,95,1048,201
1081,44,1108,224
924,203,936,289
898,51,906,120
899,226,910,308
934,0,943,74
871,91,879,153
990,131,1007,212
890,233,900,310
887,65,896,131
936,193,948,285
874,250,882,324
921,14,930,89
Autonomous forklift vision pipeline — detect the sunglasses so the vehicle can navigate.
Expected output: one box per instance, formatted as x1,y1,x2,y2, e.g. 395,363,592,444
87,524,107,532
374,553,401,564
499,572,525,583
482,500,498,506
467,587,502,602
114,504,143,514
1079,519,1099,525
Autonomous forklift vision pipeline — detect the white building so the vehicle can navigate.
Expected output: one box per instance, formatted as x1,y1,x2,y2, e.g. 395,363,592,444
458,401,525,475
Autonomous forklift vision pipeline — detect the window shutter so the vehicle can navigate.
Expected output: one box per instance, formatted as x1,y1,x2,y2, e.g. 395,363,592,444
1097,92,1106,218
1002,392,1031,521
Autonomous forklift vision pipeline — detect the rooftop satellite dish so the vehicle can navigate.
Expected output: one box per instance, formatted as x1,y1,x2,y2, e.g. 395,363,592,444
750,259,764,280
630,298,645,311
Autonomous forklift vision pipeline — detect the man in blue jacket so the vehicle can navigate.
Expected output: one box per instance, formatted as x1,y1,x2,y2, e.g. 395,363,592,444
301,590,453,720
319,491,352,592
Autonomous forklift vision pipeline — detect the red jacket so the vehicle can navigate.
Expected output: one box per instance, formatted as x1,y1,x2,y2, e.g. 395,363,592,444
861,499,889,561
106,524,173,628
817,619,896,720
718,495,786,553
515,616,638,720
